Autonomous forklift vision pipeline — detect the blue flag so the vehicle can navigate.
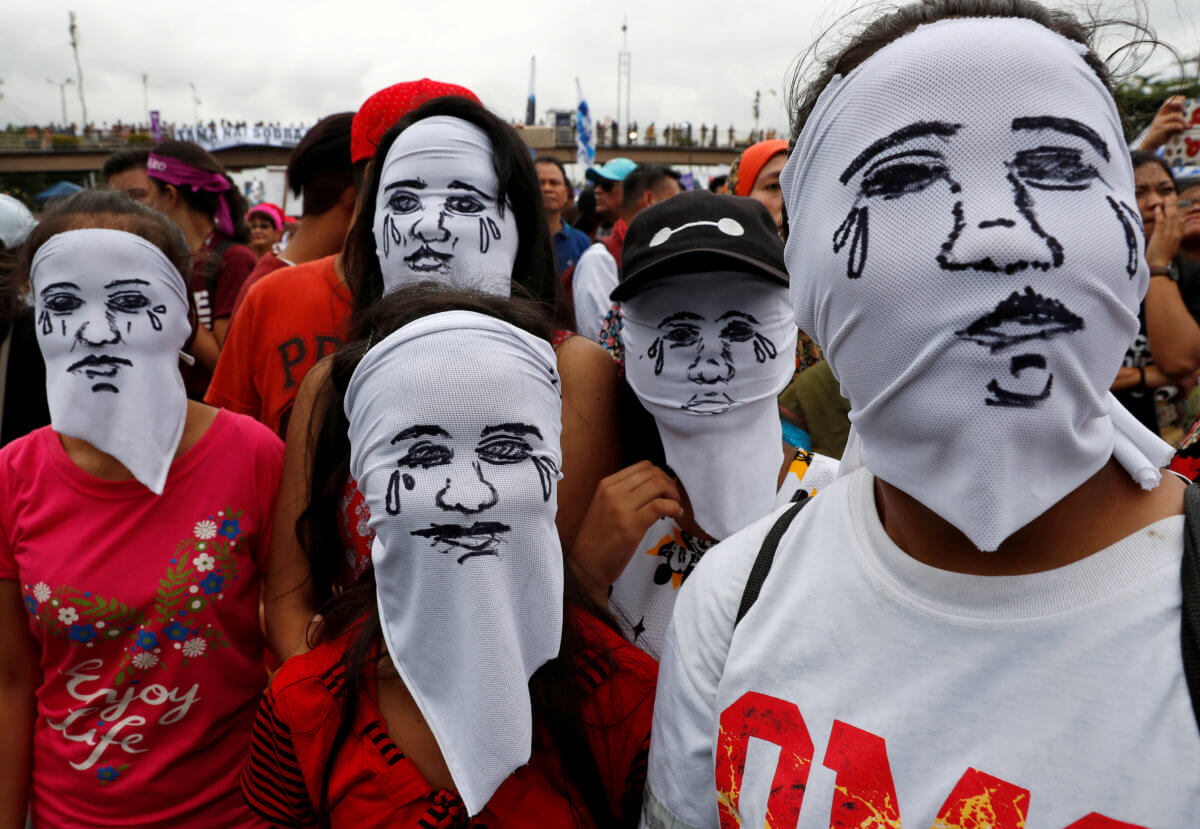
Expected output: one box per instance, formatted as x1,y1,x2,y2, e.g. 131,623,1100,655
576,79,595,172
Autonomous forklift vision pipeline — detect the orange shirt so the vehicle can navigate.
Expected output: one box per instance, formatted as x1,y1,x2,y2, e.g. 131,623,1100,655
205,255,352,437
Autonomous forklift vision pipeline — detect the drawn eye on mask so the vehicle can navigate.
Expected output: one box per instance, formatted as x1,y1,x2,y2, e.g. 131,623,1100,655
387,421,556,564
645,310,777,415
38,277,164,394
379,177,506,277
833,116,1138,280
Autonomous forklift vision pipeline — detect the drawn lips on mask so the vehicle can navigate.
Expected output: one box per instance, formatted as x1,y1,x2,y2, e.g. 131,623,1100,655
954,286,1084,408
410,521,512,563
403,245,455,274
681,391,737,415
67,354,133,391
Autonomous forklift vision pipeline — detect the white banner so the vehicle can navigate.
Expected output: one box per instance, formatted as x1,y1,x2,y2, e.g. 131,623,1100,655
170,123,308,152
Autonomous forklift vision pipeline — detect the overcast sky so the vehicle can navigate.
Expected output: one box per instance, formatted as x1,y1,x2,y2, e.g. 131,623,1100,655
1,0,1196,137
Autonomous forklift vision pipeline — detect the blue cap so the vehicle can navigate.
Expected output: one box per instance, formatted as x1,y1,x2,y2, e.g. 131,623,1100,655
585,157,638,184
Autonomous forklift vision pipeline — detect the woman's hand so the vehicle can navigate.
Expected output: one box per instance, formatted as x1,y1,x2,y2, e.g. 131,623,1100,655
569,461,684,604
1146,196,1184,272
1139,96,1188,154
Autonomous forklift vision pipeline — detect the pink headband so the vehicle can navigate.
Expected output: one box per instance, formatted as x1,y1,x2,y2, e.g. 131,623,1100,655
247,202,284,232
146,153,235,237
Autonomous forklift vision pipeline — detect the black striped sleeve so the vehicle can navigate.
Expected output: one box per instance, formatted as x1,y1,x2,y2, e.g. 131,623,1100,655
241,685,318,827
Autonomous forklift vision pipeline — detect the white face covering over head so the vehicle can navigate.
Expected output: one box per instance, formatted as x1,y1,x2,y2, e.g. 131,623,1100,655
32,228,191,494
373,115,519,297
623,271,796,539
345,310,564,816
781,17,1174,552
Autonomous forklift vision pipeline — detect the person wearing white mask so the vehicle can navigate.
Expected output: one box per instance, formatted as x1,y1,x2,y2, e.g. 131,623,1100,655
642,6,1200,828
240,290,656,827
0,191,284,828
572,191,839,656
263,96,622,662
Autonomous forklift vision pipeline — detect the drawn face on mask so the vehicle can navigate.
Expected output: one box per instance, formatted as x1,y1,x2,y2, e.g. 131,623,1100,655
373,116,519,296
381,420,559,563
623,271,794,416
36,273,178,395
833,111,1140,408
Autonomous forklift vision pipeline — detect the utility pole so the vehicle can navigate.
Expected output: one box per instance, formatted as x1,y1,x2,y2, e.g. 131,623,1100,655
46,78,74,125
616,17,631,146
189,82,201,127
68,12,88,126
753,90,761,142
142,73,149,123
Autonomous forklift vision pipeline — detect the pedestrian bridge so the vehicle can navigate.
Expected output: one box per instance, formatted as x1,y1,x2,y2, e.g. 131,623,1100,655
0,126,741,174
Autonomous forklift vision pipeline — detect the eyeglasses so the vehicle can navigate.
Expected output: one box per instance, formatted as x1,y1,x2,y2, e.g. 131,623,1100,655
596,180,618,192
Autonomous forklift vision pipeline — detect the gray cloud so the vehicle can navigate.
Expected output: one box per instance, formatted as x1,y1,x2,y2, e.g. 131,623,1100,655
1,0,1195,137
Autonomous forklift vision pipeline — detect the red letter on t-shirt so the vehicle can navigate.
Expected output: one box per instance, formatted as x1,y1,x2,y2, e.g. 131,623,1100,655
932,767,1030,828
822,719,902,828
716,691,814,828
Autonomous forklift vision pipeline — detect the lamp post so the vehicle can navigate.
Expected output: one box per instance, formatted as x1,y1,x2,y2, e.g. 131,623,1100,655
189,82,201,128
46,77,75,125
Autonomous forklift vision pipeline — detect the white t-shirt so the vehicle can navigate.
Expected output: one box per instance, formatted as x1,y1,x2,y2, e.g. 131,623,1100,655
611,449,839,657
644,466,1200,828
572,242,619,342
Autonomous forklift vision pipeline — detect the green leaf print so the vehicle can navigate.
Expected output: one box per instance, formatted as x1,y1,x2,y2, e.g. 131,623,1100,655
153,560,195,625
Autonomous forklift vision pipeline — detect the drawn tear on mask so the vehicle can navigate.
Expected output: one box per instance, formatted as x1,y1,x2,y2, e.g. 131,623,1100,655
643,309,779,415
1107,196,1142,277
31,228,192,495
372,116,519,297
383,420,559,564
833,205,869,278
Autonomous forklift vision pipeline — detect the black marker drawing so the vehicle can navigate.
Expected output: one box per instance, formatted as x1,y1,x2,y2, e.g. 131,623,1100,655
1107,196,1141,277
389,421,555,563
646,310,778,415
39,278,164,394
955,286,1083,408
380,177,504,276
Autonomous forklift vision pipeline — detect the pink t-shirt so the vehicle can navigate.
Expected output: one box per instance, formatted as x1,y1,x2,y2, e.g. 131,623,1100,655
0,410,284,828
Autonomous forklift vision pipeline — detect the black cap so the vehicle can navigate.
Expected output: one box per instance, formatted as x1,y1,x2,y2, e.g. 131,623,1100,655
612,190,788,302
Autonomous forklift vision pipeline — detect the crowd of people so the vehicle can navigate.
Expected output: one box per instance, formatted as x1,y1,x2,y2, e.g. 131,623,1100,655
1,1,1199,826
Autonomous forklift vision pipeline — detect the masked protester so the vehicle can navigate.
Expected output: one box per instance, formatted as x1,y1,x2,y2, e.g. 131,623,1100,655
573,191,839,655
0,191,283,827
241,292,655,827
643,7,1200,828
262,95,621,662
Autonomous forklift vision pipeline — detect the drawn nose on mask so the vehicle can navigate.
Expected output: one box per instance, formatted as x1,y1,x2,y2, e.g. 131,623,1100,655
937,184,1062,274
76,311,121,347
411,208,451,243
686,342,734,385
435,461,499,514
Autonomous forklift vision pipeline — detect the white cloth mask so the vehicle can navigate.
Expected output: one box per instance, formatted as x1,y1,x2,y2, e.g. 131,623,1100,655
32,228,192,495
373,115,519,297
622,271,796,539
782,17,1173,552
345,310,564,816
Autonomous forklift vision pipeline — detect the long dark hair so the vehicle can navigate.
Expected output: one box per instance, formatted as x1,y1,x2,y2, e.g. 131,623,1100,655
147,140,251,243
300,284,627,826
342,96,567,328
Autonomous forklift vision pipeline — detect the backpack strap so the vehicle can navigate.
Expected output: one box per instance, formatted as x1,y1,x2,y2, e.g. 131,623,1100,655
1182,483,1200,735
735,494,811,627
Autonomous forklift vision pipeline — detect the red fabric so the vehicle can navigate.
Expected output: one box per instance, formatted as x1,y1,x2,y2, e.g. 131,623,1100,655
335,328,580,581
732,139,788,197
246,202,284,232
241,613,656,827
205,256,352,438
0,411,284,828
351,79,481,164
230,251,291,319
562,221,626,310
184,234,257,399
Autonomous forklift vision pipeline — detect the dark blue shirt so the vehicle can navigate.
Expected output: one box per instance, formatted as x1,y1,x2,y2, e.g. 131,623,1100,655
552,221,592,275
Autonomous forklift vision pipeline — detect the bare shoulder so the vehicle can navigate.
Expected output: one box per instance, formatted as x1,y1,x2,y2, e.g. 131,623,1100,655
555,335,617,388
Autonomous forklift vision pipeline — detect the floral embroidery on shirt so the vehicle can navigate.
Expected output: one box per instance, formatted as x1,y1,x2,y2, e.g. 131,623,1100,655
21,505,247,689
647,526,712,590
